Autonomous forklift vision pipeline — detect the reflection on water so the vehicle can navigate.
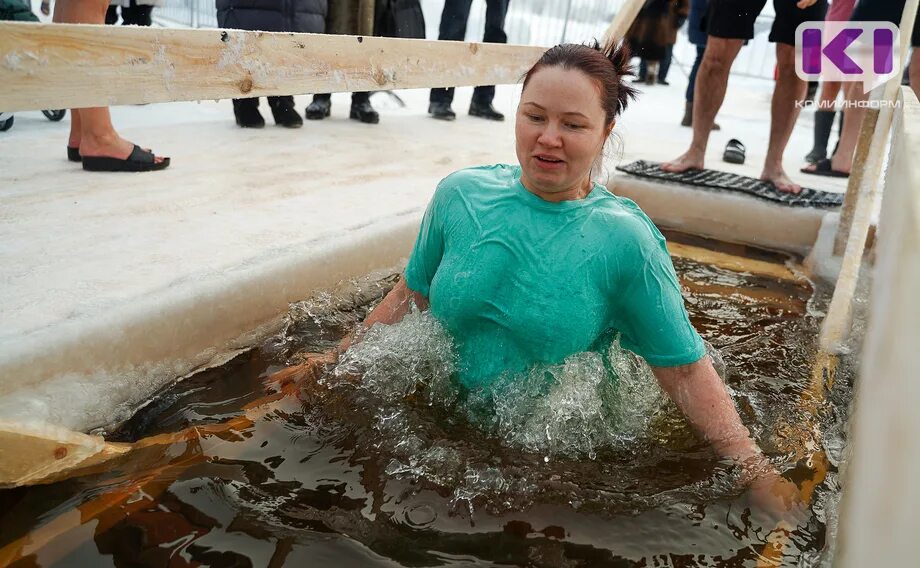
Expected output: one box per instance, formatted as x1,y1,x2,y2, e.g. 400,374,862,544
0,239,856,567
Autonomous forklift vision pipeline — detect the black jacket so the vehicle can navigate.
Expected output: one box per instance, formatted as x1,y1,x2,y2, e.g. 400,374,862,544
216,0,327,34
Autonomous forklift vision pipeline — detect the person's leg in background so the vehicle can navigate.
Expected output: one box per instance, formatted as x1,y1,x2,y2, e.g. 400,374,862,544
349,91,379,124
662,37,742,172
429,0,474,120
54,0,168,168
761,42,807,193
468,0,509,120
233,98,265,128
658,43,673,84
805,80,842,163
104,2,118,24
120,0,152,25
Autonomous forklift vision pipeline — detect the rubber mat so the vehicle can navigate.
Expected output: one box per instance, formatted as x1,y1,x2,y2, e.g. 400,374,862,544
615,160,844,208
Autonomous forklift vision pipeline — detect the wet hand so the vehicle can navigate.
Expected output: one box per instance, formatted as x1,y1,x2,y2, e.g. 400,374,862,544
264,352,337,389
747,471,807,527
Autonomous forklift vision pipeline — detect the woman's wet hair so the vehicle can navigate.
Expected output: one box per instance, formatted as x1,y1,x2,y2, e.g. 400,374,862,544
522,40,638,126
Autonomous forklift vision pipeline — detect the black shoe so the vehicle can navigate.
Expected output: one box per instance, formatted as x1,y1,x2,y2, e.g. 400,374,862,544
656,79,670,86
233,99,265,128
428,102,456,121
268,96,302,128
349,101,379,124
469,101,504,121
305,97,331,120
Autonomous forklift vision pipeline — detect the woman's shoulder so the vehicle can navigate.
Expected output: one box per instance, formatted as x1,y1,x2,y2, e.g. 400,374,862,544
437,163,519,191
591,190,666,247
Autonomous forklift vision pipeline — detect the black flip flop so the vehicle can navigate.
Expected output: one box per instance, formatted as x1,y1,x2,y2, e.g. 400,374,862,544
67,146,81,162
82,145,170,172
800,158,849,178
723,138,745,164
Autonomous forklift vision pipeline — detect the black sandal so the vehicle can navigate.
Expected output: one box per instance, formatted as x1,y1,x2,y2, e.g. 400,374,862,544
800,158,849,178
723,138,745,165
82,145,170,172
67,146,81,162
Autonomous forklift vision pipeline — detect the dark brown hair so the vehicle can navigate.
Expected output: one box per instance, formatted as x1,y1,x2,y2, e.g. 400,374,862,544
521,40,638,126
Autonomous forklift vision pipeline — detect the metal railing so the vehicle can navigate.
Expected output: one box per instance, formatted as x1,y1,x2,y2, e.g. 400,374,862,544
153,0,777,81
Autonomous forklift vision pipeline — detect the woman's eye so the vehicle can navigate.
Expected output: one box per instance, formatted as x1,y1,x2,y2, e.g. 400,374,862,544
526,114,544,122
565,123,585,130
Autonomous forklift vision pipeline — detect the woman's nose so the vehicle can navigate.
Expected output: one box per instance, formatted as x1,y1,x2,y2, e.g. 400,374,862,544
536,124,562,147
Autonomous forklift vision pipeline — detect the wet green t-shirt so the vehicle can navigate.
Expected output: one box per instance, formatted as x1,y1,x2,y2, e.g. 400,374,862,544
404,164,705,389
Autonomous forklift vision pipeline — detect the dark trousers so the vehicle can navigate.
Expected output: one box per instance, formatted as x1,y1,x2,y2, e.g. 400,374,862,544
233,96,294,112
638,44,673,82
105,1,153,26
685,44,706,103
311,92,370,105
430,0,510,105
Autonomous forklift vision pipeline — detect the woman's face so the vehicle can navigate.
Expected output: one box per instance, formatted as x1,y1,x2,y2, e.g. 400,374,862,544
515,66,613,201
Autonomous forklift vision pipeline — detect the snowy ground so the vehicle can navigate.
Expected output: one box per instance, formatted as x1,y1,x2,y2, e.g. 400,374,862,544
0,72,847,430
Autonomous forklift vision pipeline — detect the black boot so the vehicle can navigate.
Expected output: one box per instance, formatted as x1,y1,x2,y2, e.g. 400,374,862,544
305,94,331,120
469,101,504,121
233,98,264,128
349,94,379,124
428,102,456,121
681,101,692,127
806,109,836,164
268,96,302,128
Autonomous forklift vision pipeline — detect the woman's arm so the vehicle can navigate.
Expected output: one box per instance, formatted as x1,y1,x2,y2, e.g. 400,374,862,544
652,356,761,464
267,277,428,387
652,356,801,515
335,277,429,355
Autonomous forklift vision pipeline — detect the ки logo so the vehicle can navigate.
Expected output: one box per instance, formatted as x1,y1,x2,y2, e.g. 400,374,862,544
796,21,900,93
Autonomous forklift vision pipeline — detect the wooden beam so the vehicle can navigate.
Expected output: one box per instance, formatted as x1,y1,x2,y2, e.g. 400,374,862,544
0,22,546,112
602,0,645,46
832,0,919,255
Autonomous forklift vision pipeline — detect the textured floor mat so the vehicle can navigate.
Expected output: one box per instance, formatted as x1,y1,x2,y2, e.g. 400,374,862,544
616,160,843,208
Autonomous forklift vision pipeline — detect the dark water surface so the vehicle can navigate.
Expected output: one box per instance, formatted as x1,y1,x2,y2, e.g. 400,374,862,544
0,234,854,567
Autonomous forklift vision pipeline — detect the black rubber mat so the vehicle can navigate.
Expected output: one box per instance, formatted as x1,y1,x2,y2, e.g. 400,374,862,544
615,160,843,209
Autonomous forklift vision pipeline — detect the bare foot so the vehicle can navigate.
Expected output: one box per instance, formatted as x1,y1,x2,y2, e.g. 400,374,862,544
761,167,802,194
660,150,705,173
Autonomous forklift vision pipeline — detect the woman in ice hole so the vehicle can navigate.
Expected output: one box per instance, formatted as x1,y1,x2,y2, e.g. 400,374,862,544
280,40,801,517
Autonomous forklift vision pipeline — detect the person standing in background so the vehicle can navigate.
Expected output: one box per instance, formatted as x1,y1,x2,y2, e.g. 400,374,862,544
305,0,387,125
681,0,718,129
638,0,688,86
216,0,325,128
53,0,170,171
105,0,162,26
802,0,855,164
428,0,510,121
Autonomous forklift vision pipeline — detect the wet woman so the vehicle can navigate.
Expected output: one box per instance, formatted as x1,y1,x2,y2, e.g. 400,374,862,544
287,40,800,516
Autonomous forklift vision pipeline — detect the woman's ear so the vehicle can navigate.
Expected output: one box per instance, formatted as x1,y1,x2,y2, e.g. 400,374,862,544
605,121,616,138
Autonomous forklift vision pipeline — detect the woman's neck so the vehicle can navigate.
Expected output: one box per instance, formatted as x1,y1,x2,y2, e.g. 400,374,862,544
520,174,593,203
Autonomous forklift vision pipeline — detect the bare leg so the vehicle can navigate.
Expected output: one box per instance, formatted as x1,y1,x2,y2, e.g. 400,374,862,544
818,81,842,109
661,37,742,173
53,0,166,164
911,48,920,103
761,43,807,194
801,82,868,175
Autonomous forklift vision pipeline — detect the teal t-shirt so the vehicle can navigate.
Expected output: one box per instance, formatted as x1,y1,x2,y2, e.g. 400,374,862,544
404,164,705,389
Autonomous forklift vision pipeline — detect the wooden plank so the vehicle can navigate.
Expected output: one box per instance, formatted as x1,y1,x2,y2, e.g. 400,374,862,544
602,0,645,46
666,241,806,284
832,0,918,255
0,22,546,112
